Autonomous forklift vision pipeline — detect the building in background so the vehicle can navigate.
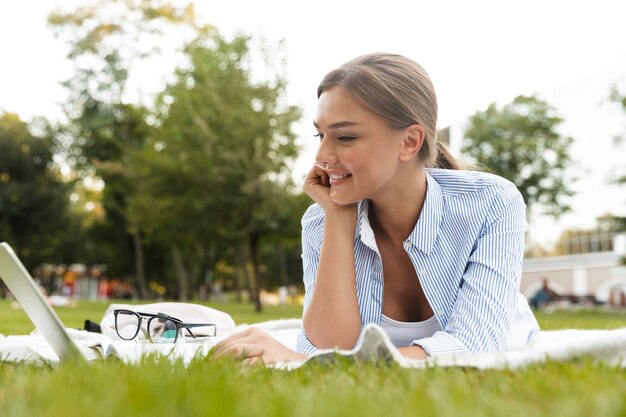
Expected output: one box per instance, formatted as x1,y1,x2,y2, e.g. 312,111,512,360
521,232,626,304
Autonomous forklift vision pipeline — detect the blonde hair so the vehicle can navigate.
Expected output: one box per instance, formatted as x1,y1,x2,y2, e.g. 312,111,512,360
318,53,460,169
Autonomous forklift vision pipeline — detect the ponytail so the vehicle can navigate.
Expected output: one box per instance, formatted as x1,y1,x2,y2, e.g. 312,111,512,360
433,141,462,170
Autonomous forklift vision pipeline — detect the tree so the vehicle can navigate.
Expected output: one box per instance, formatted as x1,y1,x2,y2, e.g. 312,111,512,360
260,191,313,290
462,95,574,217
0,112,76,269
48,0,203,297
609,81,626,265
609,83,626,193
125,32,301,307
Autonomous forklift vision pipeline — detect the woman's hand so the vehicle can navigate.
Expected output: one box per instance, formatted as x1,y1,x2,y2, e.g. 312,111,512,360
303,163,333,209
303,163,358,216
212,327,307,366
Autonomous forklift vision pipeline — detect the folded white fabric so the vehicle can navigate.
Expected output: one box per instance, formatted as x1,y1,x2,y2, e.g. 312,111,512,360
276,324,626,370
0,319,301,366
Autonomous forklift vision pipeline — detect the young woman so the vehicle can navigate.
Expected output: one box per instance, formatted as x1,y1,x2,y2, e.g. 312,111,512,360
213,53,540,364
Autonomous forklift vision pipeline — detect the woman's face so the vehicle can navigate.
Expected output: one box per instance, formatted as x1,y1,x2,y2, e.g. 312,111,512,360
313,86,408,206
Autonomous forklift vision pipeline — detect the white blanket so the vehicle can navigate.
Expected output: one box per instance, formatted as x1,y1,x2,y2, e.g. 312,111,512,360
2,320,626,369
284,324,626,370
0,319,301,366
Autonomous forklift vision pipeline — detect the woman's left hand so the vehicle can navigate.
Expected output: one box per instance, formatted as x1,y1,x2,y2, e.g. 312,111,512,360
212,327,307,366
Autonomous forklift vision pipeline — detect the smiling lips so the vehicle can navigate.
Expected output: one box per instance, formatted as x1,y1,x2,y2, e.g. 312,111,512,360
315,163,352,186
329,172,352,186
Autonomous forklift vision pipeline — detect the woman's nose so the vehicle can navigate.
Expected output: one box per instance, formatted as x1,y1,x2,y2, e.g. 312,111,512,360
315,136,337,166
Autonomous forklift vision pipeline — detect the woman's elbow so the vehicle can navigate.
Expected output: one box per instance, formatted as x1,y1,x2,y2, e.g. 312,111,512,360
303,316,361,350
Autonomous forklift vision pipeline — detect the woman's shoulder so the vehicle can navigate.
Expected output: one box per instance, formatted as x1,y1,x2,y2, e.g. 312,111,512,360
427,168,519,197
428,169,526,222
301,203,325,229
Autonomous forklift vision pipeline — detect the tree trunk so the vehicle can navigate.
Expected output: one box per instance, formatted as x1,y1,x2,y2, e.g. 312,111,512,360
131,230,147,299
198,245,212,301
234,244,248,303
277,244,289,287
171,245,189,301
248,233,263,313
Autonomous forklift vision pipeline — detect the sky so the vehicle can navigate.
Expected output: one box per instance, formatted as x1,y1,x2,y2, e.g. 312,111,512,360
1,0,626,247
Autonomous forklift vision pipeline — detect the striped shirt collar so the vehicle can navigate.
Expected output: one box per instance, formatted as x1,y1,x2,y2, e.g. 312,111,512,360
356,171,444,255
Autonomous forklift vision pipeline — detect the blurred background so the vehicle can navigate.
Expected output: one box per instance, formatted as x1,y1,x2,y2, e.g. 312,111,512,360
0,0,625,312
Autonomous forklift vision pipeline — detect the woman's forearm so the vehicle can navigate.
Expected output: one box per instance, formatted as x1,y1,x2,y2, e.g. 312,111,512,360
303,207,361,349
397,345,428,359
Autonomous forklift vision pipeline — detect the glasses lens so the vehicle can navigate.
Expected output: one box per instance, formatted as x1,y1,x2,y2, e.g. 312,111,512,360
148,317,180,343
115,310,141,340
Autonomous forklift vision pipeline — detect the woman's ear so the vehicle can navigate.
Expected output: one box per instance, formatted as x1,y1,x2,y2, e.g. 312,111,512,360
399,124,425,162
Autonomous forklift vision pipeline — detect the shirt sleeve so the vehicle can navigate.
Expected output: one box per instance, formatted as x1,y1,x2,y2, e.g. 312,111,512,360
412,181,527,355
296,204,324,354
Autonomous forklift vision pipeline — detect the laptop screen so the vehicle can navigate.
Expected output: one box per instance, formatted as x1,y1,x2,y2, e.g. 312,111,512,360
0,242,85,362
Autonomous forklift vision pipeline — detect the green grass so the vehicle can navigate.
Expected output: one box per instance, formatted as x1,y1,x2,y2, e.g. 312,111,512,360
0,299,303,335
534,308,626,330
1,301,626,417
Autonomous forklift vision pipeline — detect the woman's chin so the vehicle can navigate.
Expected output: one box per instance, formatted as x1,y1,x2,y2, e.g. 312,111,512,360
329,189,359,206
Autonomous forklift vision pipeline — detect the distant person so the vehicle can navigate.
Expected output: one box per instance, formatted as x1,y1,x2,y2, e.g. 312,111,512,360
214,53,540,364
530,278,557,309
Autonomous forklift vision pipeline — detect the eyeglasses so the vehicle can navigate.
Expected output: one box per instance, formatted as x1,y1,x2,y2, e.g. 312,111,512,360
113,309,217,343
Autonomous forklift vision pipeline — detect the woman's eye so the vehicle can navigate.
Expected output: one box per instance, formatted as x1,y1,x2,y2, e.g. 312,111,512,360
337,135,356,142
313,133,324,141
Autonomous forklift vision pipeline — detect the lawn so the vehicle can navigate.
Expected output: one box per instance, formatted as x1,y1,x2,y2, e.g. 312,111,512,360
1,300,626,417
0,299,304,335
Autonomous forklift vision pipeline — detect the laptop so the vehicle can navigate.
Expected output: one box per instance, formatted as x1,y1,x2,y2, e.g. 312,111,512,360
0,242,89,363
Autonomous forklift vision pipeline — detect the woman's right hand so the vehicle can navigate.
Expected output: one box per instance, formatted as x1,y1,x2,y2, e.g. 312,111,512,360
303,163,331,208
303,163,358,222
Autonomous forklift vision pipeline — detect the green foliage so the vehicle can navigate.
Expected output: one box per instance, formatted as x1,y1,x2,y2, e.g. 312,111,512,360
125,32,302,301
609,82,626,265
136,33,301,239
47,0,208,296
0,112,76,268
261,192,313,289
42,0,304,301
610,82,626,121
47,0,201,63
608,84,626,183
463,95,574,217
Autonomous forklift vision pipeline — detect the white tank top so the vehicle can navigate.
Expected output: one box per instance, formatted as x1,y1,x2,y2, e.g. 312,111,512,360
379,314,443,348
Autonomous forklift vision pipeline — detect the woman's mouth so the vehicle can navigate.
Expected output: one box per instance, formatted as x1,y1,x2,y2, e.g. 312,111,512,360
329,173,352,186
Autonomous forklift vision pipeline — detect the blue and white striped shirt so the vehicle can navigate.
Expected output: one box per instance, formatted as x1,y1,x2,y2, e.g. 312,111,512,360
297,168,540,356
